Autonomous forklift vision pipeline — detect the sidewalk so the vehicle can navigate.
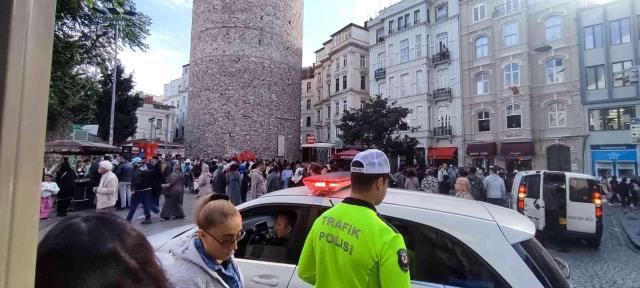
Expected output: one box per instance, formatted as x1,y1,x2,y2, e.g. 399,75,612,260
614,206,640,249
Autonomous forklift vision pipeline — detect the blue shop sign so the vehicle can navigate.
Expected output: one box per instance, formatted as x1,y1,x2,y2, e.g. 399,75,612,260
591,145,637,161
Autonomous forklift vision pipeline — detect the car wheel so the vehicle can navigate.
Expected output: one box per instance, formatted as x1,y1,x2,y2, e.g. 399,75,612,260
586,237,601,249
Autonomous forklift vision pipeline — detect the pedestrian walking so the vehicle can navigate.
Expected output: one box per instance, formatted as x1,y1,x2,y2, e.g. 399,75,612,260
40,173,59,220
281,164,294,189
55,158,76,217
212,164,226,194
394,165,407,189
437,164,451,195
298,149,411,288
420,169,439,193
166,196,245,288
182,159,193,193
403,170,419,191
36,213,171,288
599,174,611,199
196,163,212,198
93,160,119,213
630,177,640,208
618,178,630,207
468,167,486,201
126,158,158,224
248,161,267,201
454,178,474,200
609,176,621,206
483,167,508,207
267,165,281,193
226,164,243,205
160,165,186,220
115,156,133,210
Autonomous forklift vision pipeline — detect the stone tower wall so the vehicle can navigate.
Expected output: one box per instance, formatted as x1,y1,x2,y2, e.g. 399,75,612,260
187,0,303,159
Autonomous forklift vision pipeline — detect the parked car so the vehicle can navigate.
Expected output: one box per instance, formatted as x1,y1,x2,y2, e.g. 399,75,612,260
510,171,603,248
150,172,572,288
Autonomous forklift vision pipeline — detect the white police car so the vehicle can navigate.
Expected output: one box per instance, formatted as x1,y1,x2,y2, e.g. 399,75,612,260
150,172,572,288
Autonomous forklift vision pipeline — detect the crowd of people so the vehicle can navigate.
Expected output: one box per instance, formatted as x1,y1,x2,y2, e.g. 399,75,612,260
390,163,514,208
599,174,640,209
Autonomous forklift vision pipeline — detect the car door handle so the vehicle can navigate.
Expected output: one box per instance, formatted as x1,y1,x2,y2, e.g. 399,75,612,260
251,275,279,287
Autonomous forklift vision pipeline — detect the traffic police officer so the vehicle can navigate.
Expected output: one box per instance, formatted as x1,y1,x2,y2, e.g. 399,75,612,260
298,149,411,288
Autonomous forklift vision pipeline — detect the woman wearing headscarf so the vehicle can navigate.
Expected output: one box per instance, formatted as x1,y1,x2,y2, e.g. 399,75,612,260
55,158,77,217
212,164,227,194
196,163,212,198
161,165,186,220
226,164,243,205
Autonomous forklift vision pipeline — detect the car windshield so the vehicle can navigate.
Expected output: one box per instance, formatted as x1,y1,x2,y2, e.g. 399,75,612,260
513,238,571,288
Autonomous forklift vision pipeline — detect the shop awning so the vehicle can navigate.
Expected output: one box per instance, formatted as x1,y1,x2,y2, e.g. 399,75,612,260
428,147,457,160
466,142,497,156
501,142,535,158
332,149,361,160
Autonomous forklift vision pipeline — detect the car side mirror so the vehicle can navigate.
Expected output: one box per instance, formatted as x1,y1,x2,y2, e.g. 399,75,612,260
554,256,570,279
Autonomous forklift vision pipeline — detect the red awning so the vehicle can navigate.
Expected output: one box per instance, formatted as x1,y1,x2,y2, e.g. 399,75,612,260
428,147,457,160
332,149,361,160
466,142,497,156
501,142,535,158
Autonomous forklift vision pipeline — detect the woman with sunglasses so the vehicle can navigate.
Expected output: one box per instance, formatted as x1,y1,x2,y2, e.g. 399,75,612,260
167,194,245,288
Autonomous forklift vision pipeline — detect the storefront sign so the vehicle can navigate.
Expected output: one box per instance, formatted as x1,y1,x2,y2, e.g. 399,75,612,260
504,132,523,138
631,118,640,144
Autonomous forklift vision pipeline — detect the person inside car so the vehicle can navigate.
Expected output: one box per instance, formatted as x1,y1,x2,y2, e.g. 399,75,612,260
271,211,297,246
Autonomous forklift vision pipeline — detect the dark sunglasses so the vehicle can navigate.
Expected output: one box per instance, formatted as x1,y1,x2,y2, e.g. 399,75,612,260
202,229,246,247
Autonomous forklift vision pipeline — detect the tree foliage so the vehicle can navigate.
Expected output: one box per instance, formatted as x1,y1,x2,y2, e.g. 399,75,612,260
48,0,151,132
96,64,143,145
337,96,419,157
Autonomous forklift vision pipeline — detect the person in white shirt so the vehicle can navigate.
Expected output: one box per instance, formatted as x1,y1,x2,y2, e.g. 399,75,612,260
93,161,119,212
40,173,59,220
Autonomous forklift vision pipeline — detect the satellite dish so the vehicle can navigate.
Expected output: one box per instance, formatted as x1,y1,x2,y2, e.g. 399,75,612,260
534,44,553,53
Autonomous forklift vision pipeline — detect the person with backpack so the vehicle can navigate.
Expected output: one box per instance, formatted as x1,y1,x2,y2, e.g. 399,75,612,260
609,176,620,206
468,167,486,201
437,164,451,195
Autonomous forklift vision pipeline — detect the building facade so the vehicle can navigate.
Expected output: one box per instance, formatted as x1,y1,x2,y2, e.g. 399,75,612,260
460,0,586,173
134,96,176,142
163,64,189,142
300,66,318,144
367,0,462,165
187,0,303,159
578,0,640,178
314,23,370,147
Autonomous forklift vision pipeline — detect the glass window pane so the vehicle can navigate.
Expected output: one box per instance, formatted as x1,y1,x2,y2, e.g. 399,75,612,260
586,67,596,90
596,65,606,89
558,111,566,127
621,18,631,43
584,26,594,49
613,62,624,87
621,106,636,129
611,20,621,44
594,24,603,48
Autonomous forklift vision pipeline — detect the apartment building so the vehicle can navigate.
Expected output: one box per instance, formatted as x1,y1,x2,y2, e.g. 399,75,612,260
163,64,189,141
578,0,640,178
368,0,462,166
460,0,586,173
300,66,317,145
314,23,370,147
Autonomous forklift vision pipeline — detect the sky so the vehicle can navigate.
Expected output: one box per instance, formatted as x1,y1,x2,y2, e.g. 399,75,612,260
120,0,396,96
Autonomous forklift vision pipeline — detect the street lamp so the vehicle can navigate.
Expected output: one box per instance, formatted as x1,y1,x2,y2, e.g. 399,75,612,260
92,5,137,146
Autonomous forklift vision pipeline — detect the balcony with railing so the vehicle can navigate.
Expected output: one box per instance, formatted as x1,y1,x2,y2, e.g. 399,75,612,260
431,88,452,102
375,68,386,80
493,0,526,18
433,125,453,138
431,48,450,66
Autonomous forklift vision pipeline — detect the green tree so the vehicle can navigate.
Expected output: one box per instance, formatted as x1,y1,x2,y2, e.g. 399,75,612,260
96,64,143,145
48,0,151,132
337,95,419,158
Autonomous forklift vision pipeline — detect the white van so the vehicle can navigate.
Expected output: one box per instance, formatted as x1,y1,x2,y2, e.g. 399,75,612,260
511,171,603,248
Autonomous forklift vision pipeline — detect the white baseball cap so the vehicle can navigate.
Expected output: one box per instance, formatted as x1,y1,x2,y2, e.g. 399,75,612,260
350,149,390,174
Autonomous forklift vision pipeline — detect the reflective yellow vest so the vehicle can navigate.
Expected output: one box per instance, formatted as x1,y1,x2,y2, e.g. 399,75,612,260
298,197,411,288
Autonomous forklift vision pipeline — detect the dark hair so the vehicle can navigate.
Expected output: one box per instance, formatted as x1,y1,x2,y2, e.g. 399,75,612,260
489,166,498,174
277,211,297,228
469,167,477,174
406,170,416,178
270,165,280,173
351,172,389,192
459,169,469,177
36,214,171,288
309,162,323,175
426,168,436,177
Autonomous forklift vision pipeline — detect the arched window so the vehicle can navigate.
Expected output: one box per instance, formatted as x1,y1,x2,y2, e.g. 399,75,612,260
506,104,522,129
548,102,567,128
475,36,488,58
503,63,520,87
545,16,562,42
545,58,564,84
475,72,489,95
477,111,490,132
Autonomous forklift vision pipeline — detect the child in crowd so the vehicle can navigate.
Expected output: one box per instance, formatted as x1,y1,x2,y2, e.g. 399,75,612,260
40,173,60,220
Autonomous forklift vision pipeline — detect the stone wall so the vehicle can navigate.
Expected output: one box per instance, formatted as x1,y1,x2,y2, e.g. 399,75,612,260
187,0,303,159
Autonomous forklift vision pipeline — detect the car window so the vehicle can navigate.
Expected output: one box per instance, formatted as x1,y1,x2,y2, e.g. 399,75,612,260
513,238,571,288
384,216,510,288
523,175,541,199
569,178,599,203
235,205,309,265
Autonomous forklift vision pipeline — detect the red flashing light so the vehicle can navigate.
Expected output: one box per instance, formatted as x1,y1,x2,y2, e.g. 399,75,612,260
517,184,526,213
596,207,603,218
303,172,352,196
593,191,603,218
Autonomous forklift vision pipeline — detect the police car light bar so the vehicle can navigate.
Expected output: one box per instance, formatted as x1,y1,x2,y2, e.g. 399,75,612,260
303,172,352,196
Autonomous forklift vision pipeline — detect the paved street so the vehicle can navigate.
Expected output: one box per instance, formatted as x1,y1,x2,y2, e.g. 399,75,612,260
546,205,640,288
